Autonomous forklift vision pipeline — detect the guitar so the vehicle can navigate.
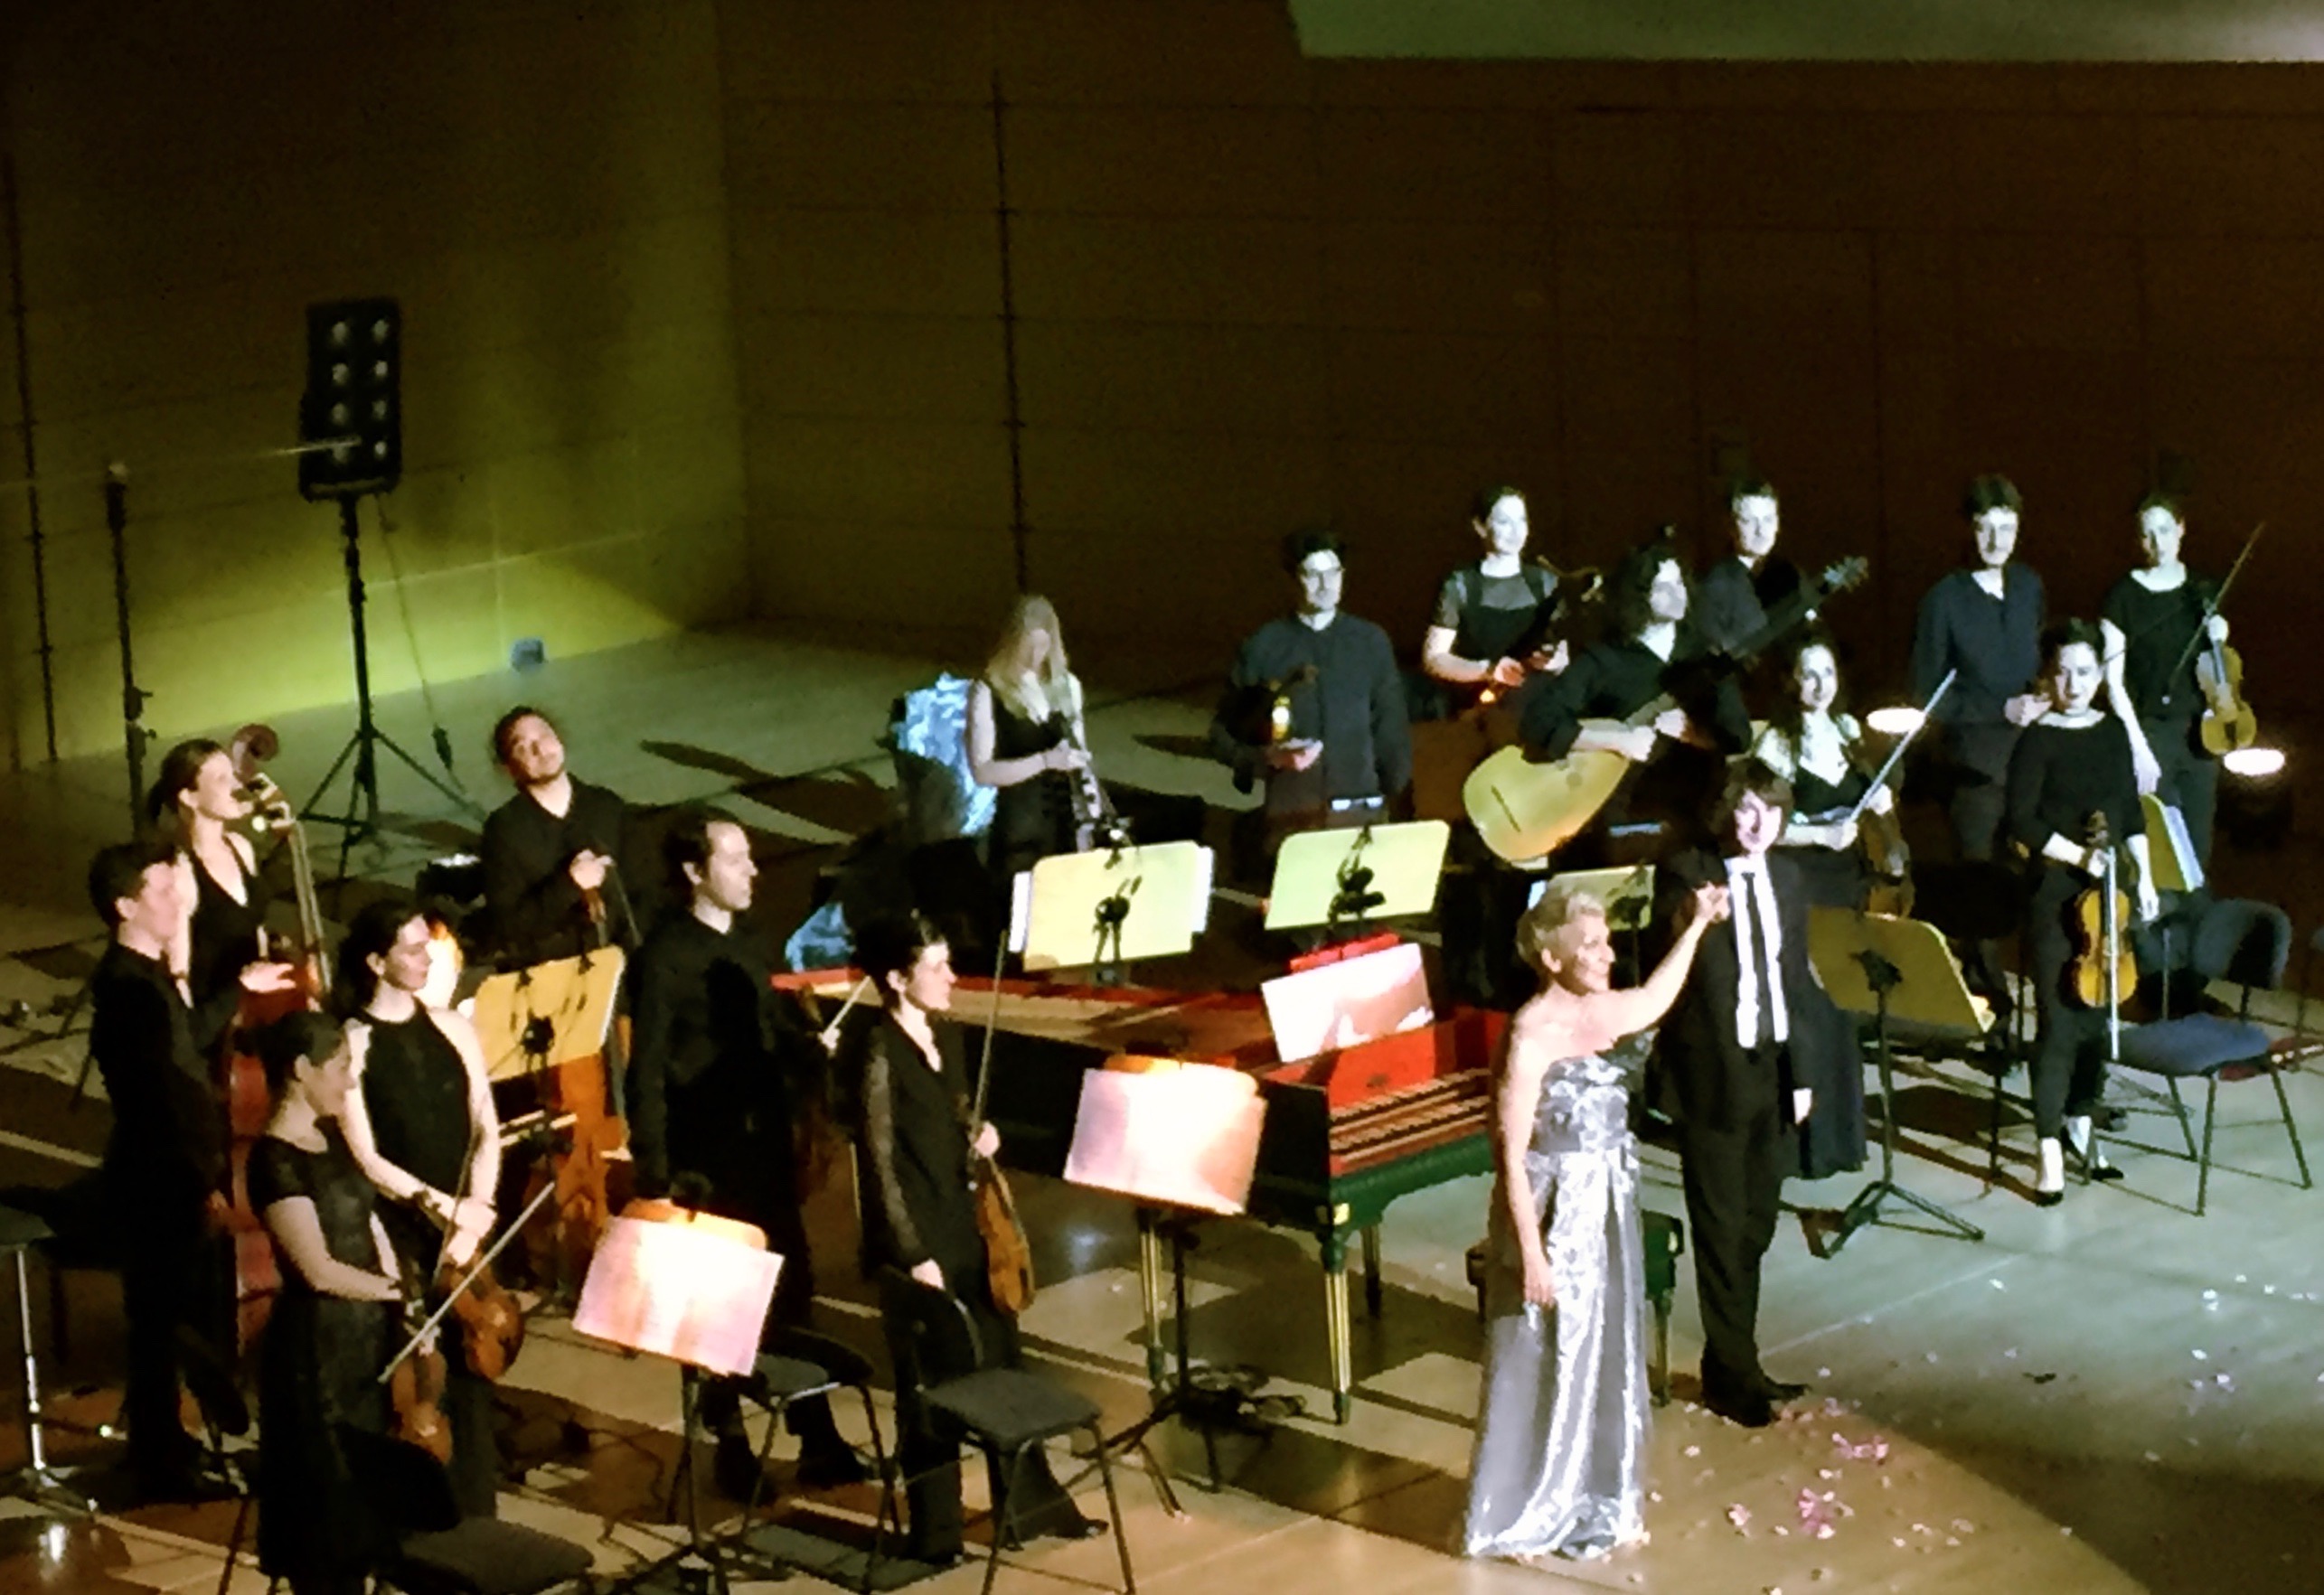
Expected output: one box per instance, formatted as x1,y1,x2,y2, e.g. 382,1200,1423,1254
1463,556,1869,863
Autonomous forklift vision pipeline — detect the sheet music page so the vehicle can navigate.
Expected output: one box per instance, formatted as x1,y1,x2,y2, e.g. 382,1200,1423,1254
574,1216,782,1377
1065,1065,1264,1215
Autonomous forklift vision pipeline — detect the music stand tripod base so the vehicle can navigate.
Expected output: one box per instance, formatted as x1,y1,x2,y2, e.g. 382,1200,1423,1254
1807,909,1988,1254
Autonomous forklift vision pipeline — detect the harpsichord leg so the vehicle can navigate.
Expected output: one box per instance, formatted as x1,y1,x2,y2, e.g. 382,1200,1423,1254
1360,1225,1384,1319
1321,1227,1354,1422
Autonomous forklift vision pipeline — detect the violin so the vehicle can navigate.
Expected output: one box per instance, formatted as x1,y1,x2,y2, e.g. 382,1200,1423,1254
2196,635,2257,756
387,1285,455,1464
966,968,1035,1317
433,1115,527,1384
2068,813,2140,1024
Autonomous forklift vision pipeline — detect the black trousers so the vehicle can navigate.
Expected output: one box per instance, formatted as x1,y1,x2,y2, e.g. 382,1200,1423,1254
1677,1065,1792,1389
880,1271,1077,1560
115,1180,222,1478
2025,867,2113,1140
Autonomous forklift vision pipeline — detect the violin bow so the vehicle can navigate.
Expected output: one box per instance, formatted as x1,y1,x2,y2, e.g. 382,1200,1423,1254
2162,521,2263,688
1844,669,1956,825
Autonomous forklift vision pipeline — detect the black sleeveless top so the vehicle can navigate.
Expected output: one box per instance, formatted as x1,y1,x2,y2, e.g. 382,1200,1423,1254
988,688,1075,873
188,850,268,1012
360,1011,473,1194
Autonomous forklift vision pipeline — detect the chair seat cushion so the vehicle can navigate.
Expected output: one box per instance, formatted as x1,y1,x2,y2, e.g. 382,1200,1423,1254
2120,1015,2272,1079
927,1368,1100,1451
745,1354,841,1404
393,1518,595,1595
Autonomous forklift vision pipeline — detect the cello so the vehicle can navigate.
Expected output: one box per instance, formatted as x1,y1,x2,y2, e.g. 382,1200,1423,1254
218,726,329,1351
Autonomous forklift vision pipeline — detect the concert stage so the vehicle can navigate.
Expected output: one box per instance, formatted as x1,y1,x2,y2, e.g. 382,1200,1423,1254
0,624,2319,1595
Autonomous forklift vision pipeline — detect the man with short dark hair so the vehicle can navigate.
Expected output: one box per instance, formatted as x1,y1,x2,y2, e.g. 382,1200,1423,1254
478,706,635,964
1208,530,1411,857
629,809,863,1496
1653,761,1822,1428
86,839,232,1497
1694,477,1804,658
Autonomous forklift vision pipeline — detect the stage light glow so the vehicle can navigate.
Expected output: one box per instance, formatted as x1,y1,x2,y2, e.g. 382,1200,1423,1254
2223,746,2285,778
1866,706,1924,736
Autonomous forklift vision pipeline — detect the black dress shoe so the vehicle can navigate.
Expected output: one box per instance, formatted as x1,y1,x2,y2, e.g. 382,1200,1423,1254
2031,1186,2065,1208
1755,1375,1810,1403
1044,1511,1109,1543
1701,1383,1775,1429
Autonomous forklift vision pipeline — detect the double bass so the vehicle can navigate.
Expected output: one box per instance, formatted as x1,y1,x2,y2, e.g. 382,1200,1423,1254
218,725,328,1351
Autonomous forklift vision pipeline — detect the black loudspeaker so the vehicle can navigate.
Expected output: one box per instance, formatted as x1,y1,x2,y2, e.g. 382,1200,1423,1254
298,297,400,500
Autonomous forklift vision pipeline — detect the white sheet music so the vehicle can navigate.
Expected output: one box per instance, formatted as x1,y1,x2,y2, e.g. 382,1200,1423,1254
1065,1065,1265,1215
573,1216,782,1377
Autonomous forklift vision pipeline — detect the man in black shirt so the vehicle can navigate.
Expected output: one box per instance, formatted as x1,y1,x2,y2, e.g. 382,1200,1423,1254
1910,475,2047,864
1519,536,1752,851
1693,477,1803,659
87,839,231,1497
478,706,635,966
629,809,861,1496
1209,530,1411,863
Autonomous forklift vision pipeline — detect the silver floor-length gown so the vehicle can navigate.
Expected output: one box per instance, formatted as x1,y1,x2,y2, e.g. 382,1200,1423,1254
1463,1036,1651,1562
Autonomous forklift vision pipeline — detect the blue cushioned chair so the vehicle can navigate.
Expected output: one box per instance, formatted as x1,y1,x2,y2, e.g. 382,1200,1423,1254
2112,898,2311,1215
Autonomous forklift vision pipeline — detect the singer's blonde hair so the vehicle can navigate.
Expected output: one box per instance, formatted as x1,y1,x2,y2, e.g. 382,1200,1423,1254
1516,887,1605,973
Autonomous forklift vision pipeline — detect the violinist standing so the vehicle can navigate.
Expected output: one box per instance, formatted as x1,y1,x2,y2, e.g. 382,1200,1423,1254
247,1012,404,1595
843,913,1105,1562
2005,622,2159,1205
335,898,504,1516
629,810,864,1499
2099,492,2229,871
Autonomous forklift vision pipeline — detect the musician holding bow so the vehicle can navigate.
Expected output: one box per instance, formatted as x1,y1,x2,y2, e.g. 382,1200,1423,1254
2099,491,2231,870
2006,621,2159,1204
334,896,504,1516
843,913,1106,1562
246,1011,404,1595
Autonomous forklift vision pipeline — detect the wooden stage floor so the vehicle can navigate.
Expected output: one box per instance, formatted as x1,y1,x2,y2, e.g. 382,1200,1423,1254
0,623,2320,1595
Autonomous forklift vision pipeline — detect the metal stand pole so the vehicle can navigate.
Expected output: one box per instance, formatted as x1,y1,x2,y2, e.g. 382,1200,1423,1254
304,493,477,876
1830,951,1986,1253
103,465,149,829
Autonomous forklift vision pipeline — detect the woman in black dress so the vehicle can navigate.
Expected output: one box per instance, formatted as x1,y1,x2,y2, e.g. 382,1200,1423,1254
147,738,296,1042
1418,484,1569,708
1750,632,1878,1178
2005,621,2161,1205
334,897,503,1516
845,913,1104,1562
965,595,1096,911
2100,491,2230,870
247,1010,403,1595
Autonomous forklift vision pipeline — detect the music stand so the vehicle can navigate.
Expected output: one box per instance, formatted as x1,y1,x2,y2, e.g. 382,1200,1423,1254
470,952,625,1299
1062,1060,1267,1507
1809,908,1990,1253
1263,819,1449,936
573,1211,785,1595
1013,840,1213,980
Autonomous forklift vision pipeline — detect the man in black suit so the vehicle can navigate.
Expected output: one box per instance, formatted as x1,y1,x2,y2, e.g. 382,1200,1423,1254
1654,759,1821,1427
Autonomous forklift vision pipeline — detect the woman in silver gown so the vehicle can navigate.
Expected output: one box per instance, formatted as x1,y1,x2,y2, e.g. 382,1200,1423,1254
1465,878,1727,1562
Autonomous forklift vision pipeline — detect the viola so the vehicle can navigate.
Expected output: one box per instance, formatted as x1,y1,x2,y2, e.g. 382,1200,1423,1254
2067,813,2140,1020
973,1155,1037,1318
2196,637,2257,756
387,1291,455,1464
437,1252,526,1383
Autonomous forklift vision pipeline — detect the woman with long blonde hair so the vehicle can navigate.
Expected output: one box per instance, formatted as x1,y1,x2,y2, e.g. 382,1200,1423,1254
965,595,1096,895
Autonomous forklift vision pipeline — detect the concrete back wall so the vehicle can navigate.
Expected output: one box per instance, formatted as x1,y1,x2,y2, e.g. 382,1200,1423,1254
0,1,747,765
729,1,2323,724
